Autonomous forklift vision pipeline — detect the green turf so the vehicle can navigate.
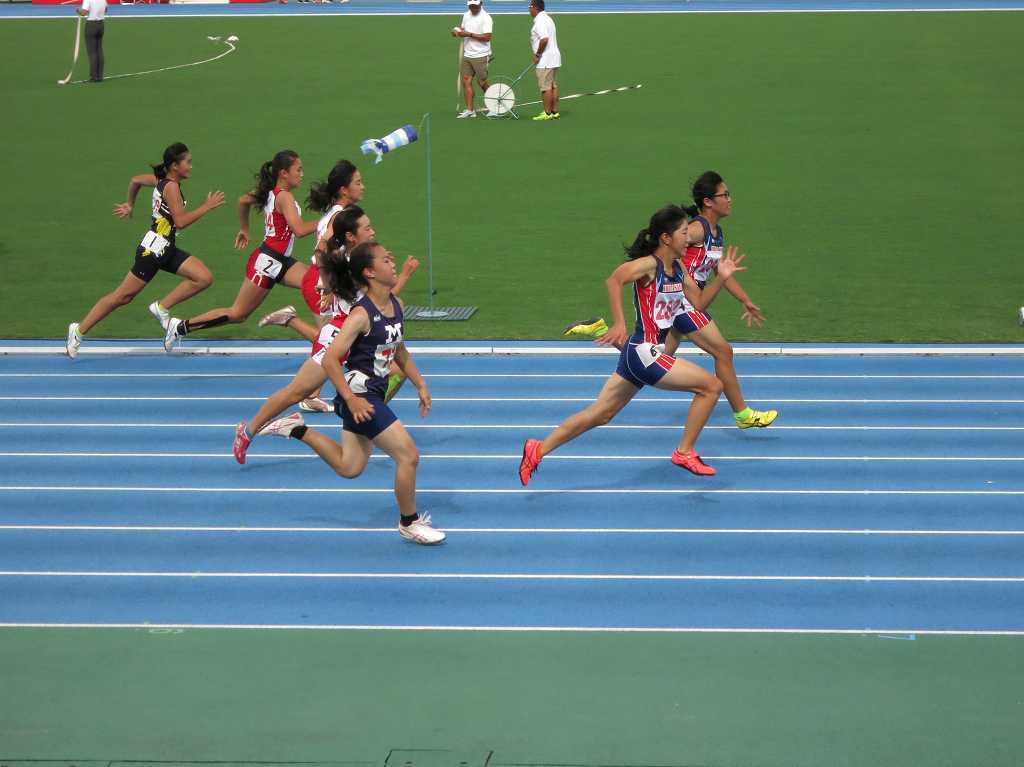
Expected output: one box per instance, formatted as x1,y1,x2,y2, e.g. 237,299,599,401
2,628,1023,766
2,12,1023,342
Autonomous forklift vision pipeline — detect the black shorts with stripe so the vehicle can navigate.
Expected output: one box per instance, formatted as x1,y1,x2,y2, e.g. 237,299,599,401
131,245,191,283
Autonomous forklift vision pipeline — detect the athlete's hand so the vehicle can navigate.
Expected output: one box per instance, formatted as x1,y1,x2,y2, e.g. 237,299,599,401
347,396,375,423
741,301,765,328
418,385,432,418
234,229,250,250
598,321,628,349
716,245,747,282
401,256,421,276
204,191,226,211
113,202,133,219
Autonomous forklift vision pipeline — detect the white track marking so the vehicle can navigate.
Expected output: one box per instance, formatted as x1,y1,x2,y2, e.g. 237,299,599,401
0,486,1021,495
1,396,1022,403
0,423,1022,431
3,373,1023,380
1,571,1022,582
1,525,1021,536
0,623,1021,636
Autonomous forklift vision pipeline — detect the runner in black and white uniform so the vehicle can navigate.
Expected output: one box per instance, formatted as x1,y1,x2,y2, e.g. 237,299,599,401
257,241,444,545
66,142,223,358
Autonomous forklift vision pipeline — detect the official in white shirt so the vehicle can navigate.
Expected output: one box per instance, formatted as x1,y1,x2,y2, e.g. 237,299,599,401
451,0,494,118
77,0,108,83
529,0,561,121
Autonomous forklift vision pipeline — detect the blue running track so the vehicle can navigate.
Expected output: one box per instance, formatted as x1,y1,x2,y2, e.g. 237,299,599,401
0,344,1022,634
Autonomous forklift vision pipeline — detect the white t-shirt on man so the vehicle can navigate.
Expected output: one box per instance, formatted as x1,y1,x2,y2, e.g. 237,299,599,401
530,10,561,68
460,9,493,59
82,0,107,21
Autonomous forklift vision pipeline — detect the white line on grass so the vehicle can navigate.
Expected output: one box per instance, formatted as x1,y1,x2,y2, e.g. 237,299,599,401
0,623,1020,636
1,486,1021,495
1,451,1021,461
2,524,1021,536
65,37,237,85
1,571,1022,582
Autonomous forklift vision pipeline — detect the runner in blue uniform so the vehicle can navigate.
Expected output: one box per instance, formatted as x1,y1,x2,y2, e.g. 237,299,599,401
520,204,747,486
260,241,444,545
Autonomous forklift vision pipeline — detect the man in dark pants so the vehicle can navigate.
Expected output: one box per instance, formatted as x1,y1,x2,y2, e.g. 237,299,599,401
77,0,107,83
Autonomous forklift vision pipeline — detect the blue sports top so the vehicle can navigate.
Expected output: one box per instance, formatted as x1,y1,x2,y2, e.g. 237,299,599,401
343,293,404,398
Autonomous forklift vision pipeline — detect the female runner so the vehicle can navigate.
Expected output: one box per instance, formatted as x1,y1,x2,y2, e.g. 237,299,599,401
519,204,746,486
66,142,223,357
258,241,444,545
162,149,319,350
663,170,777,429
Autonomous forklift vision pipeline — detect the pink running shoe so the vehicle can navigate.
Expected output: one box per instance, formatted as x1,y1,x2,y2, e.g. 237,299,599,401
671,450,716,476
519,438,543,487
233,421,252,465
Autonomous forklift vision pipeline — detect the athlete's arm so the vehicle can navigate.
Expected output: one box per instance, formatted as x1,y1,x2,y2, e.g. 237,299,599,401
393,256,420,297
235,192,257,250
163,181,225,231
720,274,765,327
685,219,706,245
276,190,320,238
599,256,657,348
687,246,747,311
393,344,431,417
113,174,158,219
322,307,375,422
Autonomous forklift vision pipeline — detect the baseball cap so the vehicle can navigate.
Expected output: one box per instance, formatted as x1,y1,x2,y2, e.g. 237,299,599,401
467,0,482,5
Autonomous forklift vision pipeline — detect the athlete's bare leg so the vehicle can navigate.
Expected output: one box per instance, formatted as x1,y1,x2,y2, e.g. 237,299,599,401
653,357,723,454
250,359,328,435
684,322,746,413
158,256,213,311
372,421,420,518
78,272,148,334
296,426,373,479
539,374,638,457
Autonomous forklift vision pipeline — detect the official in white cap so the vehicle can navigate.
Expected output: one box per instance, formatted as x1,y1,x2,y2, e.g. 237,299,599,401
451,0,494,118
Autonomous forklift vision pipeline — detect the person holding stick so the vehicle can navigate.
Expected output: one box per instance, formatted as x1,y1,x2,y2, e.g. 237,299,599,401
451,0,493,118
77,0,107,83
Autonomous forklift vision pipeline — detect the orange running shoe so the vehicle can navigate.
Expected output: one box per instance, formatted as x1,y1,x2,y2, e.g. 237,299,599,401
519,438,543,486
233,421,252,465
671,450,716,476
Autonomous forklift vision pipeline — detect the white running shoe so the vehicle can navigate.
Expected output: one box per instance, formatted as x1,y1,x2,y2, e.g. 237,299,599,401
259,411,305,438
66,322,82,359
148,301,170,330
299,397,332,413
258,305,297,328
456,109,476,119
163,319,182,352
399,513,446,545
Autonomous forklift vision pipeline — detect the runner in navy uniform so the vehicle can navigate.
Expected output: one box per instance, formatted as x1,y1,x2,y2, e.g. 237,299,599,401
520,204,747,486
260,241,445,545
65,143,223,358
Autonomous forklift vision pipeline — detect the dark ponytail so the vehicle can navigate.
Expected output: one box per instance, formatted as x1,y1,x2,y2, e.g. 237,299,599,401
327,205,365,251
151,142,189,180
624,204,689,260
319,240,380,303
690,170,724,212
252,149,300,208
308,159,358,212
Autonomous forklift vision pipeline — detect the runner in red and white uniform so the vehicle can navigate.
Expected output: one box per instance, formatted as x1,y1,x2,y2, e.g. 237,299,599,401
162,150,319,350
662,171,777,430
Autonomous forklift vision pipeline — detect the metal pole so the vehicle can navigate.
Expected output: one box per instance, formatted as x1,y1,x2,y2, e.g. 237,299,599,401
426,111,434,312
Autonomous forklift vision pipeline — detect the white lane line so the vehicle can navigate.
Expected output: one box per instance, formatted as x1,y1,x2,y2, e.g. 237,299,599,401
3,373,1023,380
0,623,1020,636
2,525,1021,536
1,396,1022,403
1,486,1021,495
1,452,1021,461
1,423,1022,432
1,571,1022,582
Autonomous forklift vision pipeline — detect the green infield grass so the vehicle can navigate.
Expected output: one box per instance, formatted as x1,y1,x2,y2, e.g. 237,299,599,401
2,11,1023,342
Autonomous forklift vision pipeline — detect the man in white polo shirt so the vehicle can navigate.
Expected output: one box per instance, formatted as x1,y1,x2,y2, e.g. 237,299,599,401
77,0,108,83
529,0,561,121
451,0,494,119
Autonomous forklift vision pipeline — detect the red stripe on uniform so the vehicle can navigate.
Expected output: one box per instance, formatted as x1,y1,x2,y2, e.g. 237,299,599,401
687,310,710,330
635,279,659,343
655,353,675,372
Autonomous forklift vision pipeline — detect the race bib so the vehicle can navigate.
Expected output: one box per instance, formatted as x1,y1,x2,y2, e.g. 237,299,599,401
694,246,722,283
253,252,283,280
139,230,169,257
345,370,370,394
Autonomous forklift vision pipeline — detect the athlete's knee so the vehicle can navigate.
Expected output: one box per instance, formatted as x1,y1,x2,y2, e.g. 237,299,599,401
397,444,420,469
113,290,138,307
337,464,363,480
713,342,734,364
193,273,214,290
700,374,724,398
590,404,618,427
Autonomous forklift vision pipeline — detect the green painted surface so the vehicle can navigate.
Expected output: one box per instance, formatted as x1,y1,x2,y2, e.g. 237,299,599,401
1,629,1022,766
2,13,1023,341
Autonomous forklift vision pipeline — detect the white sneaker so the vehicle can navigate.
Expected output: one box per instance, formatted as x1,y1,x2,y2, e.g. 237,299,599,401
399,513,446,545
258,305,297,328
148,301,170,330
163,319,182,352
66,322,82,359
456,109,476,119
299,397,333,413
258,411,305,438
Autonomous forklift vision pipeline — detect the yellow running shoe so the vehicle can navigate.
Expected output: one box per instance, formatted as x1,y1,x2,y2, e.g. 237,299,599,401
532,112,553,121
736,409,778,429
563,317,609,339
